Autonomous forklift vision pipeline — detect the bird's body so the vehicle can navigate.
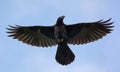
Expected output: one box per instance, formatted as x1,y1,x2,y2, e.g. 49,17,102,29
7,16,114,65
54,16,75,64
54,24,67,43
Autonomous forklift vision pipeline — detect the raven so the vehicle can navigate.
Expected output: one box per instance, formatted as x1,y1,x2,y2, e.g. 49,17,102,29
7,16,114,65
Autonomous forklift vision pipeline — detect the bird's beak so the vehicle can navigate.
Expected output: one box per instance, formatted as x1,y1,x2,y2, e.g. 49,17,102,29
61,16,65,19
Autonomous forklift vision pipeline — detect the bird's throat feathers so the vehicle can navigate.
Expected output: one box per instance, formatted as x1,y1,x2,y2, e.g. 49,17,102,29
56,21,64,26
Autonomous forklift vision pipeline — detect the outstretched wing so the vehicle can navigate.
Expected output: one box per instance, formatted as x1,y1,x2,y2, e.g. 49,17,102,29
7,25,57,47
66,18,114,45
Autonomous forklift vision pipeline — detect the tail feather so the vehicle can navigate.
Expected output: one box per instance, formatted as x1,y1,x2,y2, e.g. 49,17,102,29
55,43,75,65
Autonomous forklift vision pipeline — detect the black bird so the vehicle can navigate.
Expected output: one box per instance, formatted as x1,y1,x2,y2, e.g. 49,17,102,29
7,16,114,65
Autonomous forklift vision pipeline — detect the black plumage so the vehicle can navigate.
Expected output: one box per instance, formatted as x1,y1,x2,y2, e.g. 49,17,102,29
7,16,114,65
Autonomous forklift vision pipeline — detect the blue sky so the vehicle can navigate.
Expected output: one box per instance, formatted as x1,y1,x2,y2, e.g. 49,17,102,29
0,0,120,72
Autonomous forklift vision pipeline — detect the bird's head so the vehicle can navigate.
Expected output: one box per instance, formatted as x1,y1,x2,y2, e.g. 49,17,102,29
58,16,65,21
56,16,65,26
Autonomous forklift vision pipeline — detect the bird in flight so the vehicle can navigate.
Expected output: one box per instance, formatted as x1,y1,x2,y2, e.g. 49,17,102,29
7,16,114,65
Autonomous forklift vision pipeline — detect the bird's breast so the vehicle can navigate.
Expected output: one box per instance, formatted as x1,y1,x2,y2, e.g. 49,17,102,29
54,25,67,43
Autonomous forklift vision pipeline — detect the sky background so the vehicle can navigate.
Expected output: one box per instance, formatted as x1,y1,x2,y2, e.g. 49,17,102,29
0,0,120,72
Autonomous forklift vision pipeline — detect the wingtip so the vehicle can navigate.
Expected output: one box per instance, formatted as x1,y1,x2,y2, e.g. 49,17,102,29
101,18,112,23
97,18,113,23
97,19,103,22
15,24,21,27
8,25,15,28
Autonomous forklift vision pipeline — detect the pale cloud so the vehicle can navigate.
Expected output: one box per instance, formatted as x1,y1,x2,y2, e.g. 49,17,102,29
72,64,106,72
10,0,40,19
21,52,107,72
20,52,56,72
9,0,106,21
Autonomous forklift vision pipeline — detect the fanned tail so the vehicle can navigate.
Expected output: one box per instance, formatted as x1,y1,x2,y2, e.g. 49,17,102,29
55,43,75,65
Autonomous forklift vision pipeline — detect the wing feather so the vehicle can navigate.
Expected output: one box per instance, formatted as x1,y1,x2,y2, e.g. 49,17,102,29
7,25,57,47
66,19,114,45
